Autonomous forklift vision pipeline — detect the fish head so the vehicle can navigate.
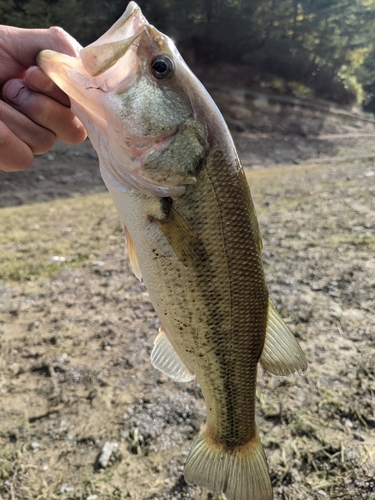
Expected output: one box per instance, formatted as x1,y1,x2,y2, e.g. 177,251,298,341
38,2,228,197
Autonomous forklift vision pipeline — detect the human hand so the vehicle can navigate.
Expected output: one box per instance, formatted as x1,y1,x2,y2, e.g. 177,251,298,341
0,26,87,172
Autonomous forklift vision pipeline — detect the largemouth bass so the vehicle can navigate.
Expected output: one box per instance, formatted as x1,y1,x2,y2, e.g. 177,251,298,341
38,3,307,499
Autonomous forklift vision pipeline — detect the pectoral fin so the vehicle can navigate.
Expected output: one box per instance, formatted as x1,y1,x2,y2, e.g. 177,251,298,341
151,327,195,383
124,225,142,281
260,300,307,376
154,201,208,266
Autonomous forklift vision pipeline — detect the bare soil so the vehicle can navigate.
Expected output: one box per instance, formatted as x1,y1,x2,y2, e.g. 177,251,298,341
0,95,375,500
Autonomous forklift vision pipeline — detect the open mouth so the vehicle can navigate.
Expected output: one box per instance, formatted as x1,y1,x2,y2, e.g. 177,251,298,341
79,2,146,77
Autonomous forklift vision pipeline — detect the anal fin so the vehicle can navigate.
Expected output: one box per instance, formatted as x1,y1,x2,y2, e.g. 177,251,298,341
260,299,308,376
151,327,195,383
124,225,142,281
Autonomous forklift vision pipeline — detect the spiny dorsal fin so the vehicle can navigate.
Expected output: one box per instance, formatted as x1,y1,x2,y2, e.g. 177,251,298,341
124,225,142,281
153,201,208,266
260,299,307,376
151,327,195,383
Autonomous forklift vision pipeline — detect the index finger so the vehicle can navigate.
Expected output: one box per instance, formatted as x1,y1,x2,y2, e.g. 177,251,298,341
25,66,70,107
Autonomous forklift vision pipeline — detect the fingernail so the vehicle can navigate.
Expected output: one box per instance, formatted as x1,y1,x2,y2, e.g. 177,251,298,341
3,80,30,106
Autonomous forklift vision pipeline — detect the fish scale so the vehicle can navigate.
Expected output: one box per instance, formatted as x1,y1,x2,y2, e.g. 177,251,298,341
38,3,307,498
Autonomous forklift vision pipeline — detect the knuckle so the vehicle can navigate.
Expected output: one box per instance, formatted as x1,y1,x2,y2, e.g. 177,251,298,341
27,96,57,127
47,26,67,39
47,26,79,57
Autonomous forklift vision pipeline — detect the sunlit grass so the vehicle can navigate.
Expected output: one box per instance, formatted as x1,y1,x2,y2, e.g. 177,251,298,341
0,194,122,283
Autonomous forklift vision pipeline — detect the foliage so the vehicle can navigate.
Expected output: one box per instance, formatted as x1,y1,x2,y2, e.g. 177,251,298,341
2,0,375,106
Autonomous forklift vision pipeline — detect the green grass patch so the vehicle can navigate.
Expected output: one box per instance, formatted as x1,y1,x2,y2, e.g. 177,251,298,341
0,193,122,283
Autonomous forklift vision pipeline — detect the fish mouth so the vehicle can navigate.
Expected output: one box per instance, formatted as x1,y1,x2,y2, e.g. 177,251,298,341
79,1,146,77
37,2,147,103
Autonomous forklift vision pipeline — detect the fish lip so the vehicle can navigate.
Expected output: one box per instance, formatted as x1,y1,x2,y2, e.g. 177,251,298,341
122,1,141,22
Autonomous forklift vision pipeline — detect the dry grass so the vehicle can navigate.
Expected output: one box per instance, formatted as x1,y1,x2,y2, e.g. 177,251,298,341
0,158,375,499
0,194,120,283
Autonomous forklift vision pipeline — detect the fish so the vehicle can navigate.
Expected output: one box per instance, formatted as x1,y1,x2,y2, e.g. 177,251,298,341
37,3,307,499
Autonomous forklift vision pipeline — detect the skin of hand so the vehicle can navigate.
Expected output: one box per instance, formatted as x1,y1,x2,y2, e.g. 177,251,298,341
0,25,87,172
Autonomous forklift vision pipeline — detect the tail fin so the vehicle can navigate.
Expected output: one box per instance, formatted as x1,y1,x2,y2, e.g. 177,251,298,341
184,428,273,500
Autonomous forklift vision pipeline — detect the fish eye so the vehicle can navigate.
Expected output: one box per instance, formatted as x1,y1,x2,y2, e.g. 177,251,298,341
151,55,174,79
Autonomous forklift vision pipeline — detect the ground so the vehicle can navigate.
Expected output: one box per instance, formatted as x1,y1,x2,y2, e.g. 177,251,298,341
0,93,375,500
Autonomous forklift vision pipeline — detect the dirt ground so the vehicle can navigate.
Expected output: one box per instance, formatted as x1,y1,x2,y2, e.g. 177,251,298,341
0,96,375,500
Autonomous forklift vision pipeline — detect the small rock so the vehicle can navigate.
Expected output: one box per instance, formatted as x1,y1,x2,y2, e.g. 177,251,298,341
55,353,69,365
291,469,301,482
9,363,19,375
49,256,66,263
27,321,40,331
30,442,40,450
59,484,73,494
345,449,356,461
91,261,105,267
97,441,119,468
